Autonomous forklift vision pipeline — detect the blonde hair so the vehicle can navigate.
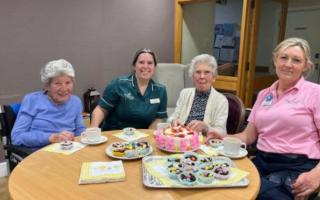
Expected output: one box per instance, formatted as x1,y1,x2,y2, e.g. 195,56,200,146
273,37,314,77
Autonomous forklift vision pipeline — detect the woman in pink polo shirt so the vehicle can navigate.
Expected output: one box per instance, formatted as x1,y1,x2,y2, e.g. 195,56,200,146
209,38,320,200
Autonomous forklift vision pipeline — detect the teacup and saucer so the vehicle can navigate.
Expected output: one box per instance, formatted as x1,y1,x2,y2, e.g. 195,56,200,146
81,127,108,145
219,137,248,159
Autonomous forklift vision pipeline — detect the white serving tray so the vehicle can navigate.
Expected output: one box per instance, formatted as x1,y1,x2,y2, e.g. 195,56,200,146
142,156,249,188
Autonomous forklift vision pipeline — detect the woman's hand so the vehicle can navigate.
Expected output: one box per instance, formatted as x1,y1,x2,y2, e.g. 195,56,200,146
49,131,75,143
205,131,224,145
171,119,182,127
292,168,320,199
187,120,208,133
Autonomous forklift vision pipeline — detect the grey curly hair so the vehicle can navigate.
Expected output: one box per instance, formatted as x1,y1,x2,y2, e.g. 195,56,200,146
188,54,218,77
40,59,75,84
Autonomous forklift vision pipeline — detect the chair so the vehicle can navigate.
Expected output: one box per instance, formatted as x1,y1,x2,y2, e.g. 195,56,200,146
0,104,33,171
153,63,191,116
223,93,245,134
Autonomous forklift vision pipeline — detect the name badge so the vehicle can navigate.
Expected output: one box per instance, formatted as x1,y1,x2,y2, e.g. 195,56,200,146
262,94,273,106
150,98,160,104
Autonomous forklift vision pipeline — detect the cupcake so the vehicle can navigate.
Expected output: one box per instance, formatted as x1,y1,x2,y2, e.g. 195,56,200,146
124,142,133,150
179,172,197,186
136,141,150,155
181,162,198,173
199,163,215,171
125,149,137,158
213,165,230,180
199,156,213,164
112,142,125,149
167,163,183,179
167,155,181,163
213,162,230,169
208,139,222,148
112,148,125,157
198,171,214,184
181,152,199,173
60,141,73,150
182,152,199,163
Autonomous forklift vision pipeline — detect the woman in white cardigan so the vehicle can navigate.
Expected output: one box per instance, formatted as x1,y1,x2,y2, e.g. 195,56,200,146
168,54,228,137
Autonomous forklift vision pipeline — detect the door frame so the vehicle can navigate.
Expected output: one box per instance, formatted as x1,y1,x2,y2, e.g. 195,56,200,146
174,0,251,97
174,0,288,106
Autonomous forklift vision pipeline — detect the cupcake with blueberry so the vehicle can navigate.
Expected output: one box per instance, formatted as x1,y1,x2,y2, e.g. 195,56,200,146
179,172,197,186
213,165,230,180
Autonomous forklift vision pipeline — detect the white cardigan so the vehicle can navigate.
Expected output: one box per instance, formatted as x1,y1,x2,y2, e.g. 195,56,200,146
168,87,228,134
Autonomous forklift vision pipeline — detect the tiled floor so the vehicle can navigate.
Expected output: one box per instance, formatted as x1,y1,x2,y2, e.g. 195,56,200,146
0,177,9,200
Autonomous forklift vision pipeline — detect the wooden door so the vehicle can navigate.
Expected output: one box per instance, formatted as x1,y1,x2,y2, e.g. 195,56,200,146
174,0,288,107
174,0,257,98
244,0,288,107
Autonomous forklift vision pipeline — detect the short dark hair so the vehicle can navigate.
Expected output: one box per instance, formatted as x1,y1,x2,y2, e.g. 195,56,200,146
132,48,157,66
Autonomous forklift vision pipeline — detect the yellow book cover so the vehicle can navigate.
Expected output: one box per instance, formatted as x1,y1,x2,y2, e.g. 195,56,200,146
79,161,125,184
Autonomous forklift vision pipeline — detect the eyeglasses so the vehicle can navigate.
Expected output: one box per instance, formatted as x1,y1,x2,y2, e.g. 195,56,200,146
194,71,213,77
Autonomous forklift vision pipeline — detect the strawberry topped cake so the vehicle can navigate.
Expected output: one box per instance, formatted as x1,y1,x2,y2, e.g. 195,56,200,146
154,125,200,152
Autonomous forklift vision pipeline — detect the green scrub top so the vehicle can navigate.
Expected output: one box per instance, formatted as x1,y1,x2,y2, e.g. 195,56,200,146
98,74,167,130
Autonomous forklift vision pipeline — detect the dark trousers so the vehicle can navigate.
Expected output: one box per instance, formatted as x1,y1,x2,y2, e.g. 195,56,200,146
252,150,319,200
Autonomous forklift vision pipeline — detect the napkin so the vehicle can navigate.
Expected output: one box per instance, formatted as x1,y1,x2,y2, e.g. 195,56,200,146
113,130,149,142
42,142,86,155
199,144,220,156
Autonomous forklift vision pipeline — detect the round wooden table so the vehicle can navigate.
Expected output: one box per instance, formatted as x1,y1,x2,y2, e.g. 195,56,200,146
9,130,260,200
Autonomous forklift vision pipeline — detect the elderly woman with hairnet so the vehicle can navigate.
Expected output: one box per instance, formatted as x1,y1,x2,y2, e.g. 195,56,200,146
12,59,85,150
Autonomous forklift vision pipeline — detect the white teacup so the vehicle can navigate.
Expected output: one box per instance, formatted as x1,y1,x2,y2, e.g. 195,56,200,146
156,122,171,130
123,127,136,136
222,137,246,156
81,127,101,142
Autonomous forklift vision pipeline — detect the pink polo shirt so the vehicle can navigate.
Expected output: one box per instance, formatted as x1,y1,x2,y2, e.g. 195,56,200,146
248,77,320,159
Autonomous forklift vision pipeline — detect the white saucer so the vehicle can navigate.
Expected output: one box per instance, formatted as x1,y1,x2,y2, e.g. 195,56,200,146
80,136,108,145
218,148,248,159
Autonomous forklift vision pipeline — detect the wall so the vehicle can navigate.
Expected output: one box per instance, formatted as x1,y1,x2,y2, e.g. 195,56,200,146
289,0,320,9
0,0,174,104
181,1,215,64
255,0,281,74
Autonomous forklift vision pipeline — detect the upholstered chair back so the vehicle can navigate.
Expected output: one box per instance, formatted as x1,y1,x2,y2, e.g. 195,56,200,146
223,93,245,134
153,63,189,115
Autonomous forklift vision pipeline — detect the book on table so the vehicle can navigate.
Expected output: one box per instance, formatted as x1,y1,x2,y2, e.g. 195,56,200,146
79,161,125,184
